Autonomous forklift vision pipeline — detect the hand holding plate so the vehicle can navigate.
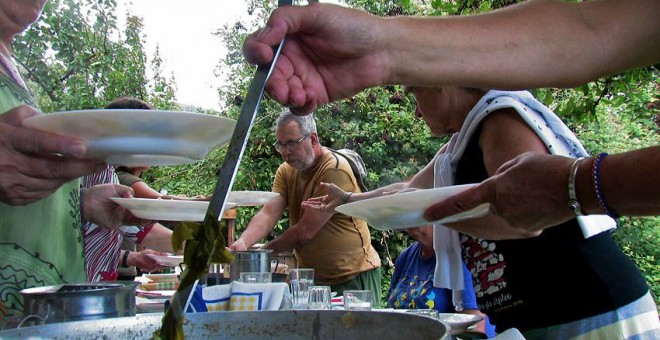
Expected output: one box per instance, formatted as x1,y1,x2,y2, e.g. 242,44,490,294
83,183,154,229
0,105,106,205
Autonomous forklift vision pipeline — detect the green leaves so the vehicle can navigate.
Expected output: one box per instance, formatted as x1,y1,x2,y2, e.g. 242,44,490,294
14,0,177,112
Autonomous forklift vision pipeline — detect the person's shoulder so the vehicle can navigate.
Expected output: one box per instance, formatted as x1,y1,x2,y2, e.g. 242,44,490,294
320,148,353,174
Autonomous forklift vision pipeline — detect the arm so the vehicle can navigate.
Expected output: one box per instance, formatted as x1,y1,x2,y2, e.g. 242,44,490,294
302,156,436,212
264,167,361,253
229,196,286,251
426,146,660,234
138,223,174,253
122,249,169,273
261,201,334,254
130,181,162,199
0,105,106,205
440,108,548,239
244,0,660,114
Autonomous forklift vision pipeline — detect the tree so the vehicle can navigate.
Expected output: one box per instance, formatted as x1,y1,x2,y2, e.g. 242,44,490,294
13,0,177,112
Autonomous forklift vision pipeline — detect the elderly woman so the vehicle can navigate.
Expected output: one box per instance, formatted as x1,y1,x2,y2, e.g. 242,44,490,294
304,87,660,338
0,1,147,320
387,223,495,338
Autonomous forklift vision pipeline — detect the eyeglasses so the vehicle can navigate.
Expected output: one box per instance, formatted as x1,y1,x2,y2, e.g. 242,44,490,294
273,134,309,152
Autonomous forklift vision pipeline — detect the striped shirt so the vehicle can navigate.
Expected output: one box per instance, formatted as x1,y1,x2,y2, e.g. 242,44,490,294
81,166,149,282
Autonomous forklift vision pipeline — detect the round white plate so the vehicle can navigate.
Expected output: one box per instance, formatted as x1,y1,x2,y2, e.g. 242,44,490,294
437,313,484,333
112,198,237,221
146,255,184,267
24,109,236,166
335,184,490,230
228,191,279,206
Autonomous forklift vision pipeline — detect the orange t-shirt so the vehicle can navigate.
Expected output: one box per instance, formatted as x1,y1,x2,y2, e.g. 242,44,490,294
272,149,381,285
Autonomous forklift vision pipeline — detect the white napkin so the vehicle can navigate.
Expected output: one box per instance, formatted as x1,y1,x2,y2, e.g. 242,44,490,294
201,283,232,312
433,90,617,310
229,282,292,311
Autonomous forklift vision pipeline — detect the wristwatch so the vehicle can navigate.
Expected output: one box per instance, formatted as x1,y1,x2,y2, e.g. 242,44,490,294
121,250,130,268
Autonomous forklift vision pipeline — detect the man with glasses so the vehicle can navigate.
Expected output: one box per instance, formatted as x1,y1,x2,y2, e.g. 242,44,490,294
230,110,382,304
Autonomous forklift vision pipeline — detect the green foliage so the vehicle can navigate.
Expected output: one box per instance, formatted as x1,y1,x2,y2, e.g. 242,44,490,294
153,0,660,308
16,0,657,309
14,0,177,112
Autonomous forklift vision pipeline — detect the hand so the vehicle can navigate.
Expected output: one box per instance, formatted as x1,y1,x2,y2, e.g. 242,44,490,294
0,105,106,205
83,184,154,229
423,152,576,233
243,3,387,114
127,249,169,273
229,238,248,251
301,182,346,213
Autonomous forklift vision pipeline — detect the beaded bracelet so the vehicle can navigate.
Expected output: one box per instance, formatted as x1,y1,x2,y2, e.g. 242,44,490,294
592,153,619,219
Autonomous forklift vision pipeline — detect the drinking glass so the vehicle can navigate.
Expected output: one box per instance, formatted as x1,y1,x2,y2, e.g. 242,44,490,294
289,268,314,310
307,285,332,310
240,272,272,284
343,290,373,311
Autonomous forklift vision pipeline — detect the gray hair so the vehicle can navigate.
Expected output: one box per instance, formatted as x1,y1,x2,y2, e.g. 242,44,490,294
274,109,317,135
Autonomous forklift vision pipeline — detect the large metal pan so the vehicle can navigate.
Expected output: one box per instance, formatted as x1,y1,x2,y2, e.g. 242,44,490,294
0,310,448,339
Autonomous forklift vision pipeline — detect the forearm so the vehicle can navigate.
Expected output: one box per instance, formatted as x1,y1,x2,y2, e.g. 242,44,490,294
237,213,277,247
262,231,299,255
385,0,659,89
139,224,174,253
576,146,660,217
131,181,162,199
347,181,411,203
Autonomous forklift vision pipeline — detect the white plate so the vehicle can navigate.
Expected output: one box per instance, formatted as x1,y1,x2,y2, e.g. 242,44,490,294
23,109,236,166
335,184,490,230
146,255,184,267
112,197,237,221
228,191,279,206
437,313,484,333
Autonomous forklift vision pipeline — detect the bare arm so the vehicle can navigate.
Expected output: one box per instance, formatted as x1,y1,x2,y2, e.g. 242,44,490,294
262,203,335,254
139,223,174,253
230,196,286,250
130,181,162,199
302,156,436,212
441,108,547,239
244,0,660,114
576,145,660,217
427,146,660,234
388,0,660,89
123,249,169,273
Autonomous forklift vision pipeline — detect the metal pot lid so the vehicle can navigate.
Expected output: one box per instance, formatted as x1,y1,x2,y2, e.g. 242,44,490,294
21,282,130,296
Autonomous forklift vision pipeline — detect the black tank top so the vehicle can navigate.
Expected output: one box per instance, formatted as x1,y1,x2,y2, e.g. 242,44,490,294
454,124,648,331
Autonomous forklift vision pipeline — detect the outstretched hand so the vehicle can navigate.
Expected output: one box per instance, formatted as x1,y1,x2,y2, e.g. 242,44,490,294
243,3,387,114
423,152,576,233
301,182,346,213
0,105,106,205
